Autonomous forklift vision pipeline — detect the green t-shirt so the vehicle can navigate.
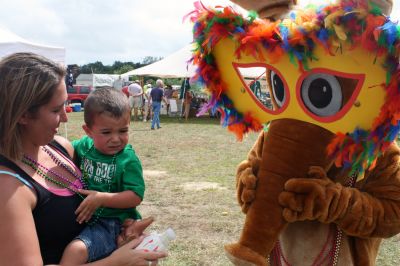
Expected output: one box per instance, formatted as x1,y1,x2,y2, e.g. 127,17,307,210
72,136,144,221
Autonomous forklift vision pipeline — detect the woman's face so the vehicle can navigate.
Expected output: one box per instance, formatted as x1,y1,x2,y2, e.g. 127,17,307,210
21,80,68,146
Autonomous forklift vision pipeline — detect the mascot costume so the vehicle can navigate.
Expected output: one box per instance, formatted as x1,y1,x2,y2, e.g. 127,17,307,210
189,0,400,265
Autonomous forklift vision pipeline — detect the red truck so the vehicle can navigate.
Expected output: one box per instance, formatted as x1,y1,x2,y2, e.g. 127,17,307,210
67,85,94,105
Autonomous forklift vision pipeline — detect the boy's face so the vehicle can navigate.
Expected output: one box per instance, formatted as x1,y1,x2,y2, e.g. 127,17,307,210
83,112,130,155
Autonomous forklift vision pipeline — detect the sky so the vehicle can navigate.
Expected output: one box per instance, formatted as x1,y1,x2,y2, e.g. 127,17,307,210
0,0,399,66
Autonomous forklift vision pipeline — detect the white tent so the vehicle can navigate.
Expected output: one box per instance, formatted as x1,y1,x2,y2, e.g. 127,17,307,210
123,44,195,78
76,73,122,88
123,44,266,79
0,27,65,64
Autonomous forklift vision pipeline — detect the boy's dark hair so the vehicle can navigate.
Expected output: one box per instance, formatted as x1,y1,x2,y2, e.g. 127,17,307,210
84,87,130,127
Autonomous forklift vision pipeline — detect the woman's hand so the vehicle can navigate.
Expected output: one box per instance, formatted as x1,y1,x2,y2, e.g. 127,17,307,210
75,189,105,223
110,236,167,266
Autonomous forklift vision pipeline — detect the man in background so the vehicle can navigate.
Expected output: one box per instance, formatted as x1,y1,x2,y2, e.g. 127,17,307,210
150,79,166,130
164,84,173,116
143,83,152,122
113,75,123,91
128,80,143,121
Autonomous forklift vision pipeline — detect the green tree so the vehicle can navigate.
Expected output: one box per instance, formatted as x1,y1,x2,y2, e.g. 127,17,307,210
142,56,162,65
112,61,124,70
114,64,135,75
78,57,160,76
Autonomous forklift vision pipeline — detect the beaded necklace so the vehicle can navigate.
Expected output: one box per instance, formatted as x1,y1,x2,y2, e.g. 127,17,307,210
42,145,86,188
22,144,117,225
22,146,86,199
269,172,357,266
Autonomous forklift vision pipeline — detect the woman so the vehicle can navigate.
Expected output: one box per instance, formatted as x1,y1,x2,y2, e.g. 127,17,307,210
183,89,193,121
0,52,166,266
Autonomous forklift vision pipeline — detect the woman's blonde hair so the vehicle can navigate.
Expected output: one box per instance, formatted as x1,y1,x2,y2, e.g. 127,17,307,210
0,53,66,160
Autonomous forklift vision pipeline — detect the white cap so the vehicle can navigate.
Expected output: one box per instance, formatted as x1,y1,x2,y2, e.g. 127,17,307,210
157,228,176,249
164,228,176,241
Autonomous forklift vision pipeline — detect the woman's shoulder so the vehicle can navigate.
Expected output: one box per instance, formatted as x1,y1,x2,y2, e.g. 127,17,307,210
0,166,36,204
0,154,35,190
53,135,74,158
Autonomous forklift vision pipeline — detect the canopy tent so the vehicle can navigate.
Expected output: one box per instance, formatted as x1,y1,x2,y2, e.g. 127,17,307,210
76,73,125,88
0,27,65,64
123,44,195,78
123,43,267,80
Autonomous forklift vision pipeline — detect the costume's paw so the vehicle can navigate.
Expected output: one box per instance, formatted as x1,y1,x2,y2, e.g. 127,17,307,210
280,177,352,224
237,168,257,213
225,243,269,266
278,167,341,223
308,166,328,179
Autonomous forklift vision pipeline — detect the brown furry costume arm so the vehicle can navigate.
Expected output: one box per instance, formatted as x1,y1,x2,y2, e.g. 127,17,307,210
279,142,400,238
236,131,264,213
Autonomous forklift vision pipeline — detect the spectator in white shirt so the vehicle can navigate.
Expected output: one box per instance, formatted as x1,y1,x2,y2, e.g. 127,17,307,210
128,80,143,121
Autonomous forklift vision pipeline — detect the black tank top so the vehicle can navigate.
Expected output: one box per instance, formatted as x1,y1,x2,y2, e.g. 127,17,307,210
0,141,84,264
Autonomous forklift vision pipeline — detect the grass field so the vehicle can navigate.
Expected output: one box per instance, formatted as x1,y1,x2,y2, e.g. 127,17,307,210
60,112,400,266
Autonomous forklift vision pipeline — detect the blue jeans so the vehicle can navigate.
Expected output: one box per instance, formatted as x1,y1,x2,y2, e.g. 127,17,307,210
76,218,121,262
151,101,161,129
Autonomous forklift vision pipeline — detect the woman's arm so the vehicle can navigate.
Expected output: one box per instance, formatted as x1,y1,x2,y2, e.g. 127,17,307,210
77,238,167,266
0,171,42,265
47,237,167,266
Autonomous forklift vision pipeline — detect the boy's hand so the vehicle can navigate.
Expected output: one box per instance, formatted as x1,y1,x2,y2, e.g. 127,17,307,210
75,189,105,223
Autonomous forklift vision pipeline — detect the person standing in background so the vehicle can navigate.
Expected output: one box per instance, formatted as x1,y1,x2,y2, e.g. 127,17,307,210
183,88,193,121
66,68,74,87
113,75,123,91
143,83,152,122
164,85,173,116
150,79,166,130
249,78,261,99
128,80,143,121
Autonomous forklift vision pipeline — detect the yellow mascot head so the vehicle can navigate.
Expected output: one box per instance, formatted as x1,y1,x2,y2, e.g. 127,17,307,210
190,0,400,175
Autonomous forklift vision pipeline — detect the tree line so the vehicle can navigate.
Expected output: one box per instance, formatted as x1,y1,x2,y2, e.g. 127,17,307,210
67,56,162,78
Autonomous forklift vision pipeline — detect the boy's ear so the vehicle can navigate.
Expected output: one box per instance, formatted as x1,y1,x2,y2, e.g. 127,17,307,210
82,125,93,138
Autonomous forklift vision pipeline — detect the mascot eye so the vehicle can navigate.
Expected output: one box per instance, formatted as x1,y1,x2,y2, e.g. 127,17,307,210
301,73,342,117
270,71,286,107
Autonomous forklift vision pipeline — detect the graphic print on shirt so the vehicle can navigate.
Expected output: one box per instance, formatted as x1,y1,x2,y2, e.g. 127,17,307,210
82,157,115,185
